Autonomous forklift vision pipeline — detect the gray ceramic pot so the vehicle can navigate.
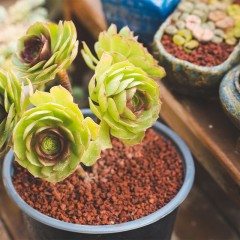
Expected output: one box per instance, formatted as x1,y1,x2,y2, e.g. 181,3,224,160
3,109,195,240
219,65,240,130
153,18,240,97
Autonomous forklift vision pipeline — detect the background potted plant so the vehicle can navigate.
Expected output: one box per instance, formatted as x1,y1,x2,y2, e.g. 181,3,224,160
153,0,240,96
2,20,194,240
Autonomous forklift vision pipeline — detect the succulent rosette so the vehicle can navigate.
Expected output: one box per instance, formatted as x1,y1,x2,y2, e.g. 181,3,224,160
89,53,161,148
13,86,101,182
0,70,25,157
12,21,78,85
81,24,166,79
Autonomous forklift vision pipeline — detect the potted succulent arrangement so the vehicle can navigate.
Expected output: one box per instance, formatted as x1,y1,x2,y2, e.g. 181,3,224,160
2,20,194,240
153,0,240,96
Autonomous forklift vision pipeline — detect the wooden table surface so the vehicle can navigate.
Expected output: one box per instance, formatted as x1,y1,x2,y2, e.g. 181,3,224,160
159,82,240,206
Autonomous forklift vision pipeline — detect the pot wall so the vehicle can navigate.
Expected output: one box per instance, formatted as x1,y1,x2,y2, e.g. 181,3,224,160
22,210,177,240
3,109,195,240
219,65,240,130
153,18,240,97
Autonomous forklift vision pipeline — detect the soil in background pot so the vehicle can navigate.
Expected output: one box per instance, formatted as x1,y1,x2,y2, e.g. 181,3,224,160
161,34,235,66
12,129,184,225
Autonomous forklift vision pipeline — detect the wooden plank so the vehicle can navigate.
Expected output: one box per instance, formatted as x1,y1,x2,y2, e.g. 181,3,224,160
179,96,240,178
0,217,11,240
67,0,107,39
195,161,240,236
0,178,30,240
159,82,240,204
172,185,240,240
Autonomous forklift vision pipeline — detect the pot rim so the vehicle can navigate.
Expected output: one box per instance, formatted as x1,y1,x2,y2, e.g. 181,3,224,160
3,108,195,234
153,17,240,73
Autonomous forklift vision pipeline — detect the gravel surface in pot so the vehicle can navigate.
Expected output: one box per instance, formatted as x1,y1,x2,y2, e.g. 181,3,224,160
161,34,236,66
12,129,183,225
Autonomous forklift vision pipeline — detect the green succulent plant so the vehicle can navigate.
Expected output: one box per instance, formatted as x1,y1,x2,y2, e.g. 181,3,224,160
4,21,164,183
81,24,166,79
89,53,161,148
0,70,26,157
12,21,78,85
13,86,101,182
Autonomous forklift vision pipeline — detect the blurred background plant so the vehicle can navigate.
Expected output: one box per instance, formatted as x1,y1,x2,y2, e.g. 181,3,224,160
0,0,48,69
0,0,96,108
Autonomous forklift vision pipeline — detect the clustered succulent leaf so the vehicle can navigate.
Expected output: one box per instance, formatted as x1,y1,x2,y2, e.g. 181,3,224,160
0,70,26,157
13,21,78,85
13,86,101,182
81,24,166,79
89,53,161,148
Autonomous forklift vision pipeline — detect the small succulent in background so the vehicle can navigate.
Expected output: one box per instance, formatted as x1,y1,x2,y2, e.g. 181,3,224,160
8,0,47,24
0,6,7,23
72,86,84,103
89,53,161,148
0,0,48,69
13,86,101,182
165,0,240,52
72,86,89,107
13,21,78,90
81,24,166,79
0,71,27,157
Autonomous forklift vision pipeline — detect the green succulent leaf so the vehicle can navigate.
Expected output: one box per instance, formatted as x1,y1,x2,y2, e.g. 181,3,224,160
89,53,161,147
0,70,27,157
81,24,166,79
98,120,112,150
13,86,101,182
13,21,79,85
81,141,101,166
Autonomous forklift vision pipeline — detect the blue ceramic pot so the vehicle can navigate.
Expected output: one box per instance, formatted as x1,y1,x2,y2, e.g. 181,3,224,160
3,109,195,240
153,18,240,97
219,65,240,130
101,0,180,45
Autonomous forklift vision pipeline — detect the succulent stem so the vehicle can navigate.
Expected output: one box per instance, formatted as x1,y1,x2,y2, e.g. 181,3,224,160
76,165,89,179
57,69,72,93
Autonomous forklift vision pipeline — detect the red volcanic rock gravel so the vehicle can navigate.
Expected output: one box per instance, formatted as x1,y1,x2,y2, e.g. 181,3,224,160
13,129,183,225
161,34,236,67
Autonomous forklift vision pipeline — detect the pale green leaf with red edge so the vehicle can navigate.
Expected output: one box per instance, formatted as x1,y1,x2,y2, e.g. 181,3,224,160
86,54,161,146
12,86,102,182
82,24,166,79
13,21,78,85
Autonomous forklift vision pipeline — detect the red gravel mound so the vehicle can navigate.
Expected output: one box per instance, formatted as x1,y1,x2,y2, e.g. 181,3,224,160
13,129,184,225
161,34,236,67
